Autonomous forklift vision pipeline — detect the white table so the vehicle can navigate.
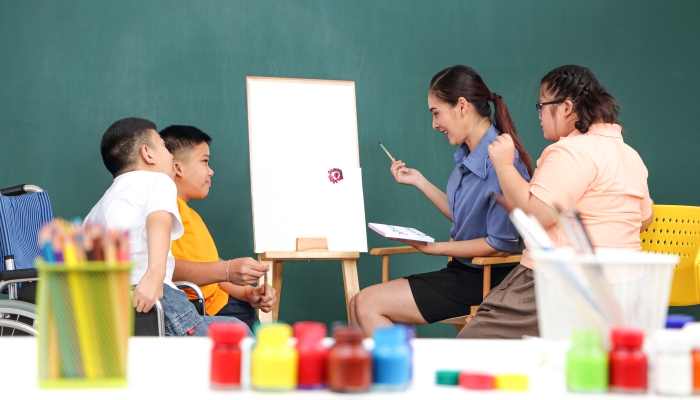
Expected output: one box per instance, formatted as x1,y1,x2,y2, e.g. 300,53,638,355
0,337,690,399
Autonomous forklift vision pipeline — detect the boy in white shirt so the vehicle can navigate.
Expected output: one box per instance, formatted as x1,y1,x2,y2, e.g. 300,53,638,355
85,117,264,336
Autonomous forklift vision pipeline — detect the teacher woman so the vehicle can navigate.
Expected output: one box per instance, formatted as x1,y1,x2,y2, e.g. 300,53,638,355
350,65,533,337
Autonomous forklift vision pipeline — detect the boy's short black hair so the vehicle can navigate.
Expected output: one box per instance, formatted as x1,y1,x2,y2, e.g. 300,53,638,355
100,117,157,177
159,125,212,160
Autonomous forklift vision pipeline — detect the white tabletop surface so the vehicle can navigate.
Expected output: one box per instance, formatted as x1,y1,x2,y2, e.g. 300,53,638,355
0,336,692,399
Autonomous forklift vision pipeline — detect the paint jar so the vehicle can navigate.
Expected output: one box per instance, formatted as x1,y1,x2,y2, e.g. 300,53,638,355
494,374,528,391
654,329,692,396
239,336,255,390
609,328,647,393
372,326,411,391
397,324,415,380
209,322,248,389
251,323,298,391
666,314,695,329
566,330,608,393
459,372,494,390
327,326,371,392
436,370,460,386
294,321,328,390
683,323,700,393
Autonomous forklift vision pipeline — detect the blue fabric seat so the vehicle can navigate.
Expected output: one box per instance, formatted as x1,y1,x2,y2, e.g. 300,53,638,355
0,190,53,271
0,185,52,336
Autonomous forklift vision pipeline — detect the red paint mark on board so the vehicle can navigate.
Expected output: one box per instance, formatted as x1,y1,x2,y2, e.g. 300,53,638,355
328,168,343,184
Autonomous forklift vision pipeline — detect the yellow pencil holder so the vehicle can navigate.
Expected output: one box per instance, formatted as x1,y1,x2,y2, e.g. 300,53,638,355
36,260,133,388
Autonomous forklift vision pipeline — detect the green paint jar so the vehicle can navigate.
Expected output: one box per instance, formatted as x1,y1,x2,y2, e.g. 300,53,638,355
566,330,609,393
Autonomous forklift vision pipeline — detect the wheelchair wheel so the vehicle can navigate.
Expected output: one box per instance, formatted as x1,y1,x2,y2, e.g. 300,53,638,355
0,300,37,336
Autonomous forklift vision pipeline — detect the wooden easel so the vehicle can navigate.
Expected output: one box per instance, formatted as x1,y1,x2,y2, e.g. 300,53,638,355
257,238,360,324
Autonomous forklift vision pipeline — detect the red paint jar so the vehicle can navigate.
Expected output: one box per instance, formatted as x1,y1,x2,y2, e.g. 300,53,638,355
609,328,647,393
209,323,248,389
327,326,372,392
294,321,328,389
459,372,494,390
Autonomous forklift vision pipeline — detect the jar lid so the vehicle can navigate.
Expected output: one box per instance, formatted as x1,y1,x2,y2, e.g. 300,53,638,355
666,314,695,329
257,323,293,345
654,329,691,353
208,322,248,345
333,325,364,342
436,370,460,385
459,372,494,390
374,325,407,347
682,323,700,349
293,321,327,341
571,330,601,347
611,328,644,347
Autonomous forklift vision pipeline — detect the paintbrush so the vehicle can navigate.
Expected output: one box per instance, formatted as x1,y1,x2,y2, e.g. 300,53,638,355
378,141,396,162
263,271,268,296
379,141,405,175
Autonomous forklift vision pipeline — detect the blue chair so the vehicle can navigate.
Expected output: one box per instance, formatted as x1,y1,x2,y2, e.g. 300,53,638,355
0,184,52,336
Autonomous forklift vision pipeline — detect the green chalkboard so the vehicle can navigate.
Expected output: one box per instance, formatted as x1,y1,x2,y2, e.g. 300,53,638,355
1,1,699,337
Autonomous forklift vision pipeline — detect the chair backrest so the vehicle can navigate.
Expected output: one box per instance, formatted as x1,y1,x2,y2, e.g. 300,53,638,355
0,189,53,271
640,204,700,306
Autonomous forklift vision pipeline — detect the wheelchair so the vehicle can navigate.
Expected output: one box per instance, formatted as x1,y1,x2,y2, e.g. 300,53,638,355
0,184,205,337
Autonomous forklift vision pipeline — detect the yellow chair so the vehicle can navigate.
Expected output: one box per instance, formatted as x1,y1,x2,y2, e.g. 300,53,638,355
640,204,700,306
369,246,521,332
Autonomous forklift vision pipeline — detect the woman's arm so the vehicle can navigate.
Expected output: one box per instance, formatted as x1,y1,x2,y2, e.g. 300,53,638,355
641,210,654,232
397,237,510,258
487,135,558,228
391,160,452,221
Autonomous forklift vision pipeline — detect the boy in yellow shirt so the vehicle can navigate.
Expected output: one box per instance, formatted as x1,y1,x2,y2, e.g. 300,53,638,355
161,125,275,328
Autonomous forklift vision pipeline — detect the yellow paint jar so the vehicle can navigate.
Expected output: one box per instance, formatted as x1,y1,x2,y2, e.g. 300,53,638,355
251,324,298,391
494,374,528,391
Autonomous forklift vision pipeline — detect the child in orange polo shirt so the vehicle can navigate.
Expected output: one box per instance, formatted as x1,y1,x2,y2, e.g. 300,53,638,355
160,125,276,328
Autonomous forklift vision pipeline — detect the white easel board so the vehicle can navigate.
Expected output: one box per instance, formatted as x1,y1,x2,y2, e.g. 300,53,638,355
246,77,368,253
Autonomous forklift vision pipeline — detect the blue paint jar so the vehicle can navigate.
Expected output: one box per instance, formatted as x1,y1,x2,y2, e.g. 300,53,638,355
396,324,415,380
666,315,695,329
372,326,411,391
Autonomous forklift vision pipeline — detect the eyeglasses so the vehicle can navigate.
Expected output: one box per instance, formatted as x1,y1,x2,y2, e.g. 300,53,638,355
535,99,575,118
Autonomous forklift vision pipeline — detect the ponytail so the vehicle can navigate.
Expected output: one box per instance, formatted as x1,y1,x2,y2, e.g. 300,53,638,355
430,65,534,176
489,93,533,177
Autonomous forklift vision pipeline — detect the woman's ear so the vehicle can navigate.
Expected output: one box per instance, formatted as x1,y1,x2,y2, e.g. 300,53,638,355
140,144,155,165
172,160,185,178
457,97,469,117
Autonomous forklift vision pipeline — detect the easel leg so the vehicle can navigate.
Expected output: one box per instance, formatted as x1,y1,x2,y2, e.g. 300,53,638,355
257,256,280,323
270,261,284,322
257,256,273,323
341,259,360,324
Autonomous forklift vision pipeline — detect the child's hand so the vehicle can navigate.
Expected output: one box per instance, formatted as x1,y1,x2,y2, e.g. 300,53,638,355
487,133,516,170
246,285,277,313
133,271,164,313
228,257,268,285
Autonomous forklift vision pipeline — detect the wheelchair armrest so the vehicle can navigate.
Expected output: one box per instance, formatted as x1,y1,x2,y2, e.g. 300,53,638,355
132,295,166,337
0,268,38,281
174,281,204,301
0,184,43,196
0,269,38,294
369,246,421,256
471,255,522,265
173,281,206,317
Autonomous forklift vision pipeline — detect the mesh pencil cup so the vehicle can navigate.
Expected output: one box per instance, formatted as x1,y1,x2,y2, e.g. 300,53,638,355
36,260,133,388
532,249,678,346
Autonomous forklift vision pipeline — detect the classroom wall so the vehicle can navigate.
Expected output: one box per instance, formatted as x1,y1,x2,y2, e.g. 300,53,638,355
1,1,699,337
